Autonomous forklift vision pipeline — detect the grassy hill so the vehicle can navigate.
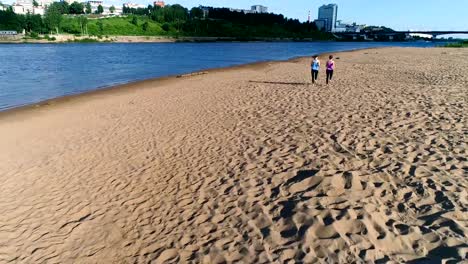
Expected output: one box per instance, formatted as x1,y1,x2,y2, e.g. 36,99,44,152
61,16,170,36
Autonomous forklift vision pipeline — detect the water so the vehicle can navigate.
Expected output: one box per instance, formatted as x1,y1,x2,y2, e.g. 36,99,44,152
0,42,435,111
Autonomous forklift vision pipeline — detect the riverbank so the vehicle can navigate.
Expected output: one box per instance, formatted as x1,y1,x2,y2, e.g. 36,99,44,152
0,47,467,263
0,34,331,43
1,33,448,44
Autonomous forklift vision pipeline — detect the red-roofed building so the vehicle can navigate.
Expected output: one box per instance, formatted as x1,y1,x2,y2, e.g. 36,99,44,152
154,1,165,7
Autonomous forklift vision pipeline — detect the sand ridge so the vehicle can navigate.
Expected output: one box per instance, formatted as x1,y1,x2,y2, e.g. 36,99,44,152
0,47,467,263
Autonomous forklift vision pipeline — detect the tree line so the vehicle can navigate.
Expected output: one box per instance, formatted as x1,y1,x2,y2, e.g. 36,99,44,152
0,2,87,34
122,5,327,38
0,2,331,39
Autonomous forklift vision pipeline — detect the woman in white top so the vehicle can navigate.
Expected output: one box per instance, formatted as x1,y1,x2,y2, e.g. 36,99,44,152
311,55,320,84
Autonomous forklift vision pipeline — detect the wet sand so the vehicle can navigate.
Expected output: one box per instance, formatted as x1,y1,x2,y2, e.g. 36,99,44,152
0,47,467,263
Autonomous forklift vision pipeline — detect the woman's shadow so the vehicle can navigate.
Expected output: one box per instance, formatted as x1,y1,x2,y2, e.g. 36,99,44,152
249,80,310,86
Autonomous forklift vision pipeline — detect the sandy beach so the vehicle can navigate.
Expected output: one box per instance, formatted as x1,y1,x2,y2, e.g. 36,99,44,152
0,47,467,263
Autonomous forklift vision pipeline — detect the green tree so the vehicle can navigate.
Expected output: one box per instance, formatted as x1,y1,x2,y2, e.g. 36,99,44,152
142,21,148,31
96,4,103,14
44,3,62,33
161,22,169,31
25,13,43,33
0,9,24,31
85,2,91,14
131,16,137,25
69,1,84,14
150,10,164,23
172,5,188,20
96,20,103,33
32,0,38,7
309,21,318,31
56,1,69,14
47,1,69,14
190,7,203,19
109,5,115,14
162,4,187,22
78,15,88,35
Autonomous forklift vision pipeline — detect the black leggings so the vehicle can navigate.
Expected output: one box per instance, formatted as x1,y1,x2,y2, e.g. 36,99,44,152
326,69,334,84
311,70,318,83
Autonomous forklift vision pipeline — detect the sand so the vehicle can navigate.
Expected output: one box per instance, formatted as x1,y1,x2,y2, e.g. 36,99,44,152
0,47,467,263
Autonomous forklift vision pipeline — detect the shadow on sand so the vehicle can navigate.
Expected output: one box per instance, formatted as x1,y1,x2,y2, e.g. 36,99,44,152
249,80,309,86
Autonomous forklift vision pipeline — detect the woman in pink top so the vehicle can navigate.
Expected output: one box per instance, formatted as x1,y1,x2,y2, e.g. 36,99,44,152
326,55,335,84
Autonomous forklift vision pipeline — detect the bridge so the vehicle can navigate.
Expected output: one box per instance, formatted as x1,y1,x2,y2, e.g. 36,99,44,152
334,31,468,40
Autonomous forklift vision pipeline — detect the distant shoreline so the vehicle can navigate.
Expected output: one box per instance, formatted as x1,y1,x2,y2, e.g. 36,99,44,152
0,34,443,44
0,35,329,44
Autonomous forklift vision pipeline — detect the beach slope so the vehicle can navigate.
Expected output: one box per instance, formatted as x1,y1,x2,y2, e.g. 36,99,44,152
0,47,467,263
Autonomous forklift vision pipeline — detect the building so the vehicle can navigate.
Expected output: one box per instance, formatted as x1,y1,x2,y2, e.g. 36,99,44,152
14,5,46,16
251,5,267,13
86,1,122,15
11,0,53,15
154,1,164,8
124,2,147,8
38,0,53,6
333,20,365,33
199,6,209,18
229,5,268,14
346,23,365,33
12,1,46,15
12,4,27,14
86,0,102,13
334,20,347,32
123,2,147,9
0,2,10,11
229,8,254,14
87,0,103,5
0,30,18,35
12,0,32,15
9,0,123,15
318,3,338,32
33,6,45,15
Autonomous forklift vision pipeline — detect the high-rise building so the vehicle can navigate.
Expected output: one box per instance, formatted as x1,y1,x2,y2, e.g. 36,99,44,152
318,4,338,32
251,5,267,13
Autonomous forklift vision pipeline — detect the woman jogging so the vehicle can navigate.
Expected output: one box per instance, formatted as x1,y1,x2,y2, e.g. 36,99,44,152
311,55,320,84
326,55,335,85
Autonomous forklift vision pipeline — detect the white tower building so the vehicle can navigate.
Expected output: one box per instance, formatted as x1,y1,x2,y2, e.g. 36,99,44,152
318,4,338,32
